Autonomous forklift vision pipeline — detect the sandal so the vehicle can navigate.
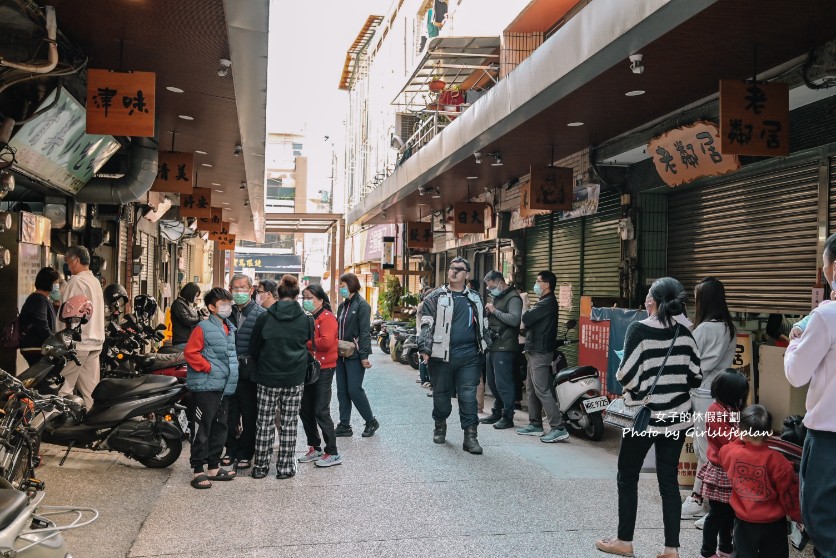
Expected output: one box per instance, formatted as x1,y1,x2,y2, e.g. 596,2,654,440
236,459,251,470
595,538,634,557
190,474,211,489
207,468,236,481
220,455,234,467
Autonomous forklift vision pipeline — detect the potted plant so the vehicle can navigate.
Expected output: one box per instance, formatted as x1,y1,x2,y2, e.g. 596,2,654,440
429,76,446,92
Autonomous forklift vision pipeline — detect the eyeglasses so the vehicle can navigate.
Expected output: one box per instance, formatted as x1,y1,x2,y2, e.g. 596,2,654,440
449,266,467,274
231,288,250,293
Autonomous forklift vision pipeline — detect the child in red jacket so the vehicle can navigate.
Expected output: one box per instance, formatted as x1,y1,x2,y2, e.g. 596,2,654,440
718,404,801,558
698,370,749,558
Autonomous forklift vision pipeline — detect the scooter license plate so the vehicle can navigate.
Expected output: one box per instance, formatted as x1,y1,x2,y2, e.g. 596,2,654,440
582,396,609,413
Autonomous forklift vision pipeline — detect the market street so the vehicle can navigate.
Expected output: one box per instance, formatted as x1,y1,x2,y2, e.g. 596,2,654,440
37,351,811,558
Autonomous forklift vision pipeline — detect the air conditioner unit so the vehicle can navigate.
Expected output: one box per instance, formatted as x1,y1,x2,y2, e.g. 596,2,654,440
394,113,418,144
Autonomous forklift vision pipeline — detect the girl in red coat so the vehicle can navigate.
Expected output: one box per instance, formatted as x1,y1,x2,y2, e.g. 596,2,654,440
697,370,749,558
298,284,341,467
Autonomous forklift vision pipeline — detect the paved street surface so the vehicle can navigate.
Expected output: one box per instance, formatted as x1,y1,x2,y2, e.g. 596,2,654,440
37,351,812,557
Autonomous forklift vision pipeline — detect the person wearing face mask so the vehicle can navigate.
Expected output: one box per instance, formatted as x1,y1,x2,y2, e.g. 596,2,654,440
297,284,341,467
19,267,61,366
256,279,278,309
221,274,266,471
184,287,239,489
170,282,203,350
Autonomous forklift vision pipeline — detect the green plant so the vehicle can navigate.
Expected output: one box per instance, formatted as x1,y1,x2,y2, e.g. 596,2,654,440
399,292,419,307
380,275,402,319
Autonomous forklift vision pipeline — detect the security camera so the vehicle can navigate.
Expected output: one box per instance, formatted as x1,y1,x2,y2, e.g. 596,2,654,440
234,144,243,156
244,200,249,206
629,54,644,75
474,152,482,164
218,58,232,77
240,182,247,190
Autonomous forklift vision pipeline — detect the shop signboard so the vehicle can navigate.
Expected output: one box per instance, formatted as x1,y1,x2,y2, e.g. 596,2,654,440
648,121,741,187
197,207,224,233
86,69,156,137
558,183,600,220
381,236,396,269
509,208,536,232
732,331,755,406
406,221,433,249
558,283,573,310
233,255,302,274
216,233,236,251
208,221,230,242
8,87,120,195
180,188,212,219
151,151,194,194
521,166,573,217
452,203,487,234
720,80,789,157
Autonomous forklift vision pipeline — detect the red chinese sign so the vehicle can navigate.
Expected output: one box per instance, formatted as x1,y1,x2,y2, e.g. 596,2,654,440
648,121,741,187
521,166,573,216
151,151,194,194
86,69,156,137
720,80,789,157
452,203,487,234
180,188,212,219
406,221,433,249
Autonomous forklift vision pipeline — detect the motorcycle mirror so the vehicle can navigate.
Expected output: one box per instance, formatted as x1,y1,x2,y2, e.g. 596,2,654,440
156,324,167,331
565,319,578,331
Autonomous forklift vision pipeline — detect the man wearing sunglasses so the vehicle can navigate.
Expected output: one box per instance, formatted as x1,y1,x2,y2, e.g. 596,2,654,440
418,257,492,454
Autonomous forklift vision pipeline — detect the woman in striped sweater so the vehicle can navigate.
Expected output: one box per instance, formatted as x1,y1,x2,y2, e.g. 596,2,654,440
596,277,702,558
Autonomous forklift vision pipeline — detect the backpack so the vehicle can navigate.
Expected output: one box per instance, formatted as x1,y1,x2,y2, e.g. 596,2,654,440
1,309,20,350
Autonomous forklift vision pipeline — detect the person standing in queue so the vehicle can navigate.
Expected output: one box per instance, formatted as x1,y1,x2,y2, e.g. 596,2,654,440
170,282,202,351
334,273,379,438
256,279,277,309
516,270,569,443
221,274,266,472
19,267,61,366
298,284,342,467
418,257,492,454
58,246,105,409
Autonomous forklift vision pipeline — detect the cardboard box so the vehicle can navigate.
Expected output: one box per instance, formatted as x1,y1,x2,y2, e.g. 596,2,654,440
757,344,809,432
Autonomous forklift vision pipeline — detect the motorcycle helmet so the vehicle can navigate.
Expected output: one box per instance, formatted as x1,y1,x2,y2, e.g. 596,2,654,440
133,295,158,319
104,284,129,309
61,295,93,324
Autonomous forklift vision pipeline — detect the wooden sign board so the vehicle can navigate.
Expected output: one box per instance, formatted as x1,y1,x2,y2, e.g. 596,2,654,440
197,207,224,233
180,188,212,219
151,151,194,194
216,233,236,251
521,166,573,217
86,69,156,137
720,80,789,156
452,203,487,234
406,221,433,249
648,120,741,187
209,221,230,241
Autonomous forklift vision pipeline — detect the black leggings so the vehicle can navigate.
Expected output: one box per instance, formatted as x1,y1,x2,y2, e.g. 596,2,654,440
701,499,735,557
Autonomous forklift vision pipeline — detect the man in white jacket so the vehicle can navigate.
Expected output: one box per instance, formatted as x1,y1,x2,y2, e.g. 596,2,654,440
59,246,105,408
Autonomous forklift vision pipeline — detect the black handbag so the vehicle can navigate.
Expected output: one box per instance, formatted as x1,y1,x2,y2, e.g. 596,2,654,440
305,315,321,385
604,325,680,433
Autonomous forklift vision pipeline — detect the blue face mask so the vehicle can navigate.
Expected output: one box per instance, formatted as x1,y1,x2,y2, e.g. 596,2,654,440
302,300,315,313
340,287,349,298
489,287,502,297
50,284,61,302
533,283,542,296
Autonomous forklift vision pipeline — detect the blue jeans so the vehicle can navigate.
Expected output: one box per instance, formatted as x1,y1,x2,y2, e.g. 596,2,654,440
419,360,430,384
429,353,481,429
487,350,516,419
336,357,375,426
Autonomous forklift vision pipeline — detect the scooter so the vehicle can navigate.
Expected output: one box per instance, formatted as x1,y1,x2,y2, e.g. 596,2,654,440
402,332,420,370
551,319,607,441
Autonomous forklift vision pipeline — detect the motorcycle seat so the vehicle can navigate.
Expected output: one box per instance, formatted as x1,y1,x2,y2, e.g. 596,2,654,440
140,353,186,371
92,374,179,402
0,488,28,531
555,365,599,384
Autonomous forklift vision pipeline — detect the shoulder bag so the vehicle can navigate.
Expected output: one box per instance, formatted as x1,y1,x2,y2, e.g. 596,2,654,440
305,315,321,385
604,325,680,433
1,308,20,350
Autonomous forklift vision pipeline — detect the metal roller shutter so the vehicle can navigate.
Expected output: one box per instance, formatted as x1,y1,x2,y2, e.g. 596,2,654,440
668,160,819,314
525,214,551,293
582,192,621,296
552,217,582,366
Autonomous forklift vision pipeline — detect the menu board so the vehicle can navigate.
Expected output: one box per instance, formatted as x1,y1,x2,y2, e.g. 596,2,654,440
17,243,43,311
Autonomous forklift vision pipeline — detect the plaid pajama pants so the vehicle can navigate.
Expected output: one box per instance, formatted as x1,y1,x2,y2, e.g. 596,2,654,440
253,384,304,477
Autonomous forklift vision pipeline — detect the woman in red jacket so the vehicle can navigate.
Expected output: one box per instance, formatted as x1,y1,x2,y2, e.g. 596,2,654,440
298,284,341,467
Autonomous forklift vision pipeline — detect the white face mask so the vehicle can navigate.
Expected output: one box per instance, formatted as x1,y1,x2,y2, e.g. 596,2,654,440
216,303,233,318
255,293,267,305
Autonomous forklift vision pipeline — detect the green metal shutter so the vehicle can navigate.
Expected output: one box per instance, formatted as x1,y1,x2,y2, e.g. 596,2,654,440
582,192,621,296
668,159,819,314
525,214,552,292
829,157,836,234
552,217,582,366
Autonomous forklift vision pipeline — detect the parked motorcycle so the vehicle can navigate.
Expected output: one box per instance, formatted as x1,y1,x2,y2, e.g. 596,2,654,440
376,320,409,354
402,331,420,369
550,319,606,441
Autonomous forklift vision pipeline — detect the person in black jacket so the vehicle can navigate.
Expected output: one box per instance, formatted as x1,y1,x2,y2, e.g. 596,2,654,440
516,270,569,443
19,267,61,365
171,282,202,349
334,272,379,438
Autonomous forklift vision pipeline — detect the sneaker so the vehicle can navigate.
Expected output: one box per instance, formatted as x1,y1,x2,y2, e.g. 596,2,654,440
681,494,708,518
540,427,570,443
297,447,324,463
334,424,353,437
694,514,707,530
314,453,343,467
421,382,432,388
516,424,545,436
362,419,380,437
493,416,515,429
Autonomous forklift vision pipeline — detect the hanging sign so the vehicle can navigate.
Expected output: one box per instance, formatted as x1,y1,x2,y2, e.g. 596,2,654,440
406,221,433,249
452,203,487,234
86,69,156,137
558,283,573,310
151,151,194,194
179,188,212,219
381,236,396,269
719,80,789,157
558,183,600,220
197,207,224,233
732,332,755,406
209,221,230,241
216,233,236,251
648,121,741,187
521,166,573,217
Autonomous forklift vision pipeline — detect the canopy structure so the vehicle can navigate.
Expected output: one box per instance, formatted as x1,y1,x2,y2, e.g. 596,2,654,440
265,213,343,234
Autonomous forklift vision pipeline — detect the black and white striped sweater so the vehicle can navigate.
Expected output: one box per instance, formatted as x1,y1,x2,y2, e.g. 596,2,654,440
616,322,703,433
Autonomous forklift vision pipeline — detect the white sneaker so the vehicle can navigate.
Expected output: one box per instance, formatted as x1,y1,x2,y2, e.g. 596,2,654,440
297,447,324,463
694,514,707,530
681,494,708,518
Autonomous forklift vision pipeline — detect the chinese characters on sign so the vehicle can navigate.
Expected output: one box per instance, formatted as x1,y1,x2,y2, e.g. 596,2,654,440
151,152,194,194
720,80,789,156
198,207,224,233
235,258,264,268
209,221,230,241
179,188,213,219
521,166,573,217
648,121,741,187
216,233,236,251
406,221,434,249
452,203,487,234
86,69,156,137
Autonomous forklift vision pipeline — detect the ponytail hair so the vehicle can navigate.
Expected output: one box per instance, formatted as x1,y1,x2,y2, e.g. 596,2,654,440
648,277,687,327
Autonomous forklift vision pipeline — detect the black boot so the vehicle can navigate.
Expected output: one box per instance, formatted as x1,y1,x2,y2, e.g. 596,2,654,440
433,421,446,444
463,425,483,454
479,413,501,425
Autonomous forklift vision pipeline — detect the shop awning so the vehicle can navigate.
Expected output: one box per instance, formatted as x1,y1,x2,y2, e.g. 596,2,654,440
339,15,384,91
264,212,343,234
394,36,501,109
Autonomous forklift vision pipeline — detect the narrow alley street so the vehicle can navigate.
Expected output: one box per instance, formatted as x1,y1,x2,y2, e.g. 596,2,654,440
33,350,813,558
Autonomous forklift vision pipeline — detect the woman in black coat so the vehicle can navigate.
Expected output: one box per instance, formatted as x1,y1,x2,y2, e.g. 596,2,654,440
20,267,61,365
170,282,202,350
